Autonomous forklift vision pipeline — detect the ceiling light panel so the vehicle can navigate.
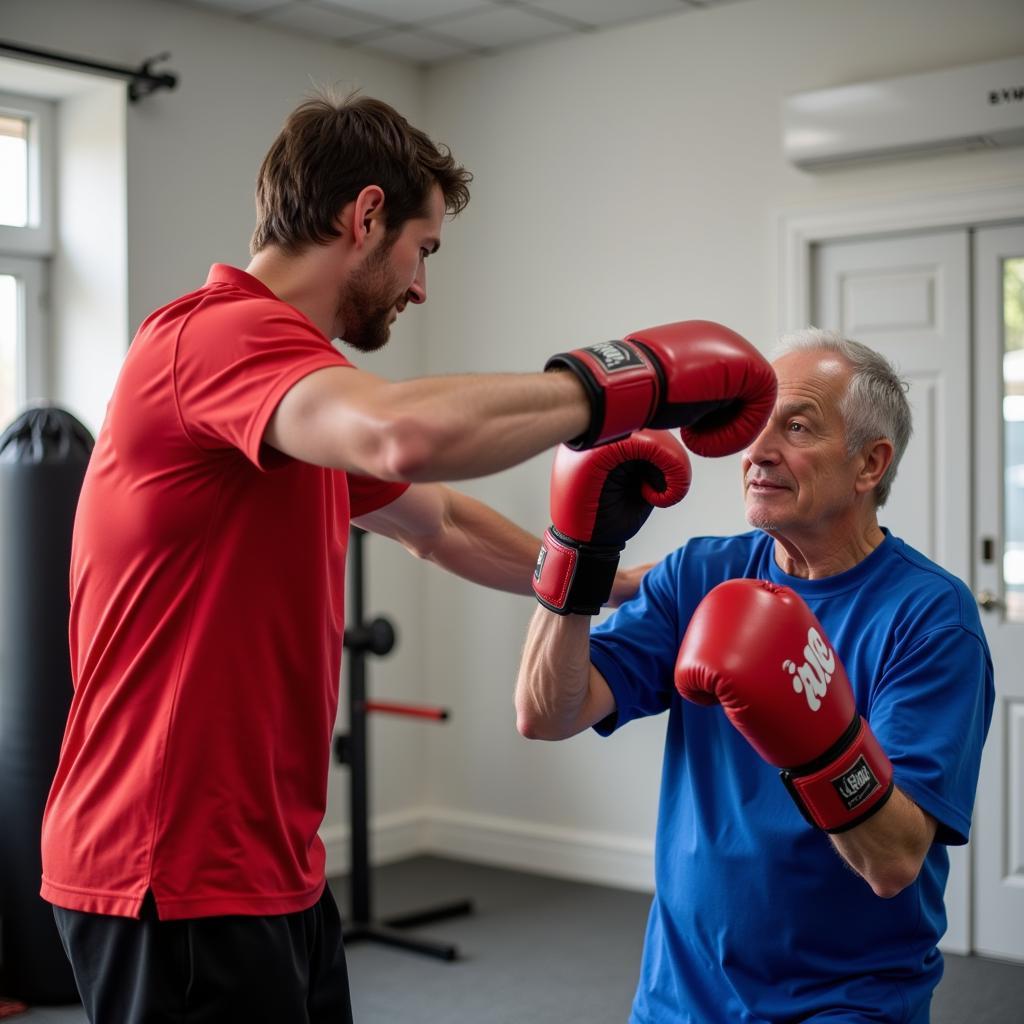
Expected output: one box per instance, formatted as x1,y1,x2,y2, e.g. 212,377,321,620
357,30,472,62
436,6,575,47
520,0,689,25
259,4,385,39
317,0,491,21
184,0,287,14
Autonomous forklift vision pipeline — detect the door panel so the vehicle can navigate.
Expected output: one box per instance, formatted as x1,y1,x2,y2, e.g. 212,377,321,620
972,222,1024,963
814,229,972,953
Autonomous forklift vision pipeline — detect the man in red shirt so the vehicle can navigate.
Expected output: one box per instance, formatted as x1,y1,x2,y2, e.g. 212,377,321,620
41,93,775,1023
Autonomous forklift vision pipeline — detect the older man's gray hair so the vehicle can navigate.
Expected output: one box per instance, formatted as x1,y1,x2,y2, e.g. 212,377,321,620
776,329,913,507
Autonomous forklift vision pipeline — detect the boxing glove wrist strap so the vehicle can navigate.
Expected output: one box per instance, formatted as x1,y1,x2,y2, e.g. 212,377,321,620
532,527,621,615
545,342,662,449
779,715,894,834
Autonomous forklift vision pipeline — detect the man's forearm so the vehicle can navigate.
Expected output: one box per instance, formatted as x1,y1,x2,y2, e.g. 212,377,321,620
358,484,648,605
515,608,613,740
419,488,541,594
829,786,937,898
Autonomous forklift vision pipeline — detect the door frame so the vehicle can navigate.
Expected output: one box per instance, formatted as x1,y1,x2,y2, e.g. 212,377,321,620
779,181,1024,333
778,180,1024,957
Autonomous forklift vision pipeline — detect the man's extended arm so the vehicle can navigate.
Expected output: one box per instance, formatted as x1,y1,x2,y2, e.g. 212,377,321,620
267,367,590,482
353,483,645,606
264,319,777,481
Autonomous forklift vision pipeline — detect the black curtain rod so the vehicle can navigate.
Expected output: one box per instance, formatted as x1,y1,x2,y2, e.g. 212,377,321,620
0,40,178,102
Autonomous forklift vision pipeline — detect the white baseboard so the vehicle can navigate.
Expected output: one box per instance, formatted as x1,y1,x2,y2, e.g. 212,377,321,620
321,807,655,893
323,807,973,950
320,808,426,877
425,807,656,892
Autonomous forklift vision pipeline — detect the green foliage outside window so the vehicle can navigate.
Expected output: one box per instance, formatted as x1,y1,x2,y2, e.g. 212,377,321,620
1006,257,1024,354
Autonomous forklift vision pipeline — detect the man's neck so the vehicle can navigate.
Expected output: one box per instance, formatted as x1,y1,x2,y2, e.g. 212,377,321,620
246,245,340,339
771,518,885,580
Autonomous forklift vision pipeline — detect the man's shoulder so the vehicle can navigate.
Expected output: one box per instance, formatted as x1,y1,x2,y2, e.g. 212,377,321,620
881,534,972,599
138,267,321,346
185,281,314,337
873,533,980,634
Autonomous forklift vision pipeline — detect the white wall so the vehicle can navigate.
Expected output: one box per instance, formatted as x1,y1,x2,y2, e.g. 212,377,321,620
52,79,129,429
415,0,1024,887
0,0,430,871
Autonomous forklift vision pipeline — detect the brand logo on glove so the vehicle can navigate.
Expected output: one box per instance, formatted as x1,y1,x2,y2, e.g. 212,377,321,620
534,546,548,581
831,755,879,810
782,627,836,712
584,341,646,373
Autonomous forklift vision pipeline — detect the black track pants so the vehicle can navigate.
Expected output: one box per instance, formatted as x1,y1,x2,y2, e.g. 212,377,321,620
53,887,353,1024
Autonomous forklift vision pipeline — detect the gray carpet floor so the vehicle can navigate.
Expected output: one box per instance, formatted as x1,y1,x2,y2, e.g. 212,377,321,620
12,855,1024,1022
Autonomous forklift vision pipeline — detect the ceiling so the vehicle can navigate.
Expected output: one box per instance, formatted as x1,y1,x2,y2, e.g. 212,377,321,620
165,0,746,67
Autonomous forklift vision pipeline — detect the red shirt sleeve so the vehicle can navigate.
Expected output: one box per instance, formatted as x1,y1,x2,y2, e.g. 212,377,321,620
174,293,350,469
348,473,410,517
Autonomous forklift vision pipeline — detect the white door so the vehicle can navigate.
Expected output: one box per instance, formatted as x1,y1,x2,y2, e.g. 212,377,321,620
972,222,1024,963
814,229,973,954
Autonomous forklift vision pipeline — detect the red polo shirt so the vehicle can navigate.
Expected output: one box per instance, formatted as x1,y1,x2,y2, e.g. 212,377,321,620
41,265,407,919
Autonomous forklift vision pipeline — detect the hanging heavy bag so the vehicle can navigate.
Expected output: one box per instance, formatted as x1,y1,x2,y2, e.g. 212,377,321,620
0,406,93,1004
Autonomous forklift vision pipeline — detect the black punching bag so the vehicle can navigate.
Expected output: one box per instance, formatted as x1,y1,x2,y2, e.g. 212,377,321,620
0,406,93,1003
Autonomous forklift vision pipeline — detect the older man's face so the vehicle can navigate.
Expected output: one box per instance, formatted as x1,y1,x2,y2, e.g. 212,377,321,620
742,349,864,539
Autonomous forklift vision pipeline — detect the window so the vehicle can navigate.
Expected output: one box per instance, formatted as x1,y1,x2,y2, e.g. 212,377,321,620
0,256,45,428
0,112,29,227
0,90,54,429
1004,255,1024,621
0,271,16,426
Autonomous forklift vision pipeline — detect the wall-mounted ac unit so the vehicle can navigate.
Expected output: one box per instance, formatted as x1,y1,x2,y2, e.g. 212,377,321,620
783,55,1024,169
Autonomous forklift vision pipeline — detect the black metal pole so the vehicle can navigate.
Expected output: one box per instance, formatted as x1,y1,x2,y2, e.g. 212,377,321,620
336,527,473,961
347,529,371,926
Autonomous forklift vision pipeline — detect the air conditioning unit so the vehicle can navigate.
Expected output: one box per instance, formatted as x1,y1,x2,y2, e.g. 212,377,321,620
783,55,1024,169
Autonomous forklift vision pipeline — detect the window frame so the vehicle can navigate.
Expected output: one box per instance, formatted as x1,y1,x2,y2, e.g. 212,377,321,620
0,89,55,256
0,89,55,422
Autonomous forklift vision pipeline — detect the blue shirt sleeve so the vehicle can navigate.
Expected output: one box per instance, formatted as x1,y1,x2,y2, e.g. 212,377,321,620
589,552,683,736
868,624,993,846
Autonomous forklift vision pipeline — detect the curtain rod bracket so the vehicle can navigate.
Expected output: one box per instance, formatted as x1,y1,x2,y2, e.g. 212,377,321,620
128,52,177,102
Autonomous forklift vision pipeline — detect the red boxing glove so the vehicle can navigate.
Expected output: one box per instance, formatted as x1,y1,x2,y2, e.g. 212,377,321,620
533,430,691,615
674,579,894,833
545,319,776,456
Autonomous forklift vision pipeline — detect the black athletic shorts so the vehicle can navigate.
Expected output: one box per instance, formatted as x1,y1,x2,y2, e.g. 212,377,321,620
52,886,353,1024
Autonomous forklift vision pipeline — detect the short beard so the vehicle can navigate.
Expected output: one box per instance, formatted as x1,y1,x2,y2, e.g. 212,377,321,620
344,306,392,353
338,235,401,353
745,508,781,534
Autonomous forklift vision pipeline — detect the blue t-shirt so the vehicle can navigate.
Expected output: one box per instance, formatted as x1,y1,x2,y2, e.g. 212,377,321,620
590,530,994,1024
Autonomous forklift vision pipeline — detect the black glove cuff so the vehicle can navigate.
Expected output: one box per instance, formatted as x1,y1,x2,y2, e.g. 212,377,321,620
533,527,622,615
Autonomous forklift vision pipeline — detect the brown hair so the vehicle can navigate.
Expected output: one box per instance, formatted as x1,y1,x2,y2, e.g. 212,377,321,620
250,91,472,254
